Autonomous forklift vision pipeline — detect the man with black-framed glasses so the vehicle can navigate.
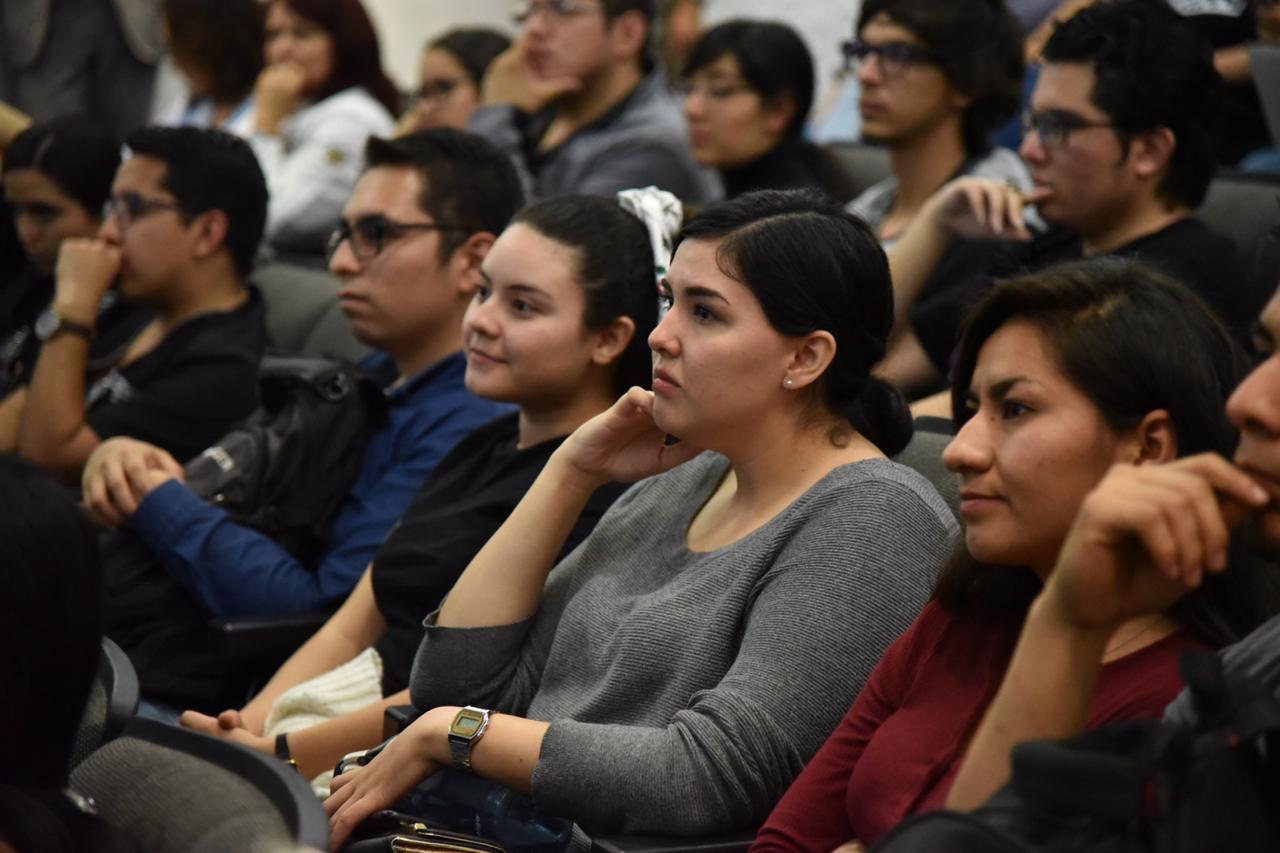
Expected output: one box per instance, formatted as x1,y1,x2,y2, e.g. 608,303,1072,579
83,129,524,713
880,0,1266,402
8,126,268,482
467,0,717,202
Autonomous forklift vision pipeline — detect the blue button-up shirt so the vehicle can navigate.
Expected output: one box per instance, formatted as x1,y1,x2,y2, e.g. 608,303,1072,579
130,351,509,618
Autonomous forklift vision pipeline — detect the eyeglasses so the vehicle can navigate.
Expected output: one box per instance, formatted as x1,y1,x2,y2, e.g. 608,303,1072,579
673,78,754,102
102,191,181,229
841,39,940,77
1021,109,1119,150
327,216,469,261
512,0,602,24
413,78,466,104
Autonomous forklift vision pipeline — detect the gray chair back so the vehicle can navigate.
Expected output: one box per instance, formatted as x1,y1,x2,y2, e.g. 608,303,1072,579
824,142,894,201
254,261,371,362
70,637,140,771
71,717,329,852
1197,170,1280,307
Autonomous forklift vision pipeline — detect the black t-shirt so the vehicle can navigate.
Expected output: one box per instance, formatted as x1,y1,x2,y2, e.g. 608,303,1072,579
911,217,1263,375
85,287,266,462
371,413,627,695
0,270,154,397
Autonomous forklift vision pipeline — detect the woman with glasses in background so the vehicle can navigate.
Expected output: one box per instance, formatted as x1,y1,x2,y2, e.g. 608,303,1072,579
396,29,511,136
681,21,858,201
844,0,1028,245
249,0,399,256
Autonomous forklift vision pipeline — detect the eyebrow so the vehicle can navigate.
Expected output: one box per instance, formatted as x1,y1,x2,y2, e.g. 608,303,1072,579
682,285,731,305
987,376,1038,400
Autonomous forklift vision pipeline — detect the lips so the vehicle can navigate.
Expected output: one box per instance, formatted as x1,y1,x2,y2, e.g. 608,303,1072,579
652,367,680,395
1235,459,1280,504
466,347,505,366
958,488,1004,516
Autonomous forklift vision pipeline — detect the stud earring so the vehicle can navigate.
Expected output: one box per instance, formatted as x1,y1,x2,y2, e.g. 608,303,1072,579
783,377,793,388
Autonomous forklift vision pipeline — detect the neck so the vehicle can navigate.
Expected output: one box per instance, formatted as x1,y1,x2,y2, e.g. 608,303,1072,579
152,264,247,330
887,121,969,220
714,405,883,511
554,62,643,129
1078,195,1190,256
516,380,617,450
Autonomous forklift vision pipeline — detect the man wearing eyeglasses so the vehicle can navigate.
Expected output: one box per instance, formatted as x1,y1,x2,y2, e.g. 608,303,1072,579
4,126,267,483
467,0,717,203
881,0,1265,401
83,129,522,714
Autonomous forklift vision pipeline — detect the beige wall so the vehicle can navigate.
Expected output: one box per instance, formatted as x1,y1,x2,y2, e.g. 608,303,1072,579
364,0,517,90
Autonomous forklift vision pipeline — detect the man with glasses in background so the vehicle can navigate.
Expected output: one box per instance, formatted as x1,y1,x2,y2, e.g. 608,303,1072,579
468,0,717,202
7,126,267,481
880,0,1263,400
82,129,521,715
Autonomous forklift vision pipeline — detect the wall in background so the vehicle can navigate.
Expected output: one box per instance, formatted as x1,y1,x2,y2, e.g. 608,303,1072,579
364,0,516,90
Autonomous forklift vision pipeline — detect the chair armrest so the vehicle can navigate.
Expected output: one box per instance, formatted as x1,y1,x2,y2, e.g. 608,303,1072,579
211,612,329,664
590,832,755,853
384,704,422,739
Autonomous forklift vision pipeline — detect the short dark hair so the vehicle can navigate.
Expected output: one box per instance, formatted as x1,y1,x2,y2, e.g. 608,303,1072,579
675,190,913,456
937,257,1280,645
684,20,814,141
0,455,103,789
363,129,525,263
3,117,120,215
427,28,511,87
162,0,264,103
124,126,269,277
278,0,401,116
1041,0,1222,209
858,0,1025,158
513,195,659,396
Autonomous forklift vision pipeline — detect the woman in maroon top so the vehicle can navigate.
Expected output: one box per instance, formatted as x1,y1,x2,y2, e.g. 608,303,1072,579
752,259,1280,852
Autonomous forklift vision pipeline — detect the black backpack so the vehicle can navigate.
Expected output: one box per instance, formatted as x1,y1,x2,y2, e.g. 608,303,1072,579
103,354,389,710
871,649,1280,853
181,353,388,564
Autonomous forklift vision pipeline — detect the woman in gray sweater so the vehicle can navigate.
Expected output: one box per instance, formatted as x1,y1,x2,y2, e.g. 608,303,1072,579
325,190,958,847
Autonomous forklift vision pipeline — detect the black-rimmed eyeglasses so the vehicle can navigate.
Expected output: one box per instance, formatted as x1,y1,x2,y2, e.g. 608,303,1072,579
840,39,940,77
327,216,469,261
1021,109,1120,150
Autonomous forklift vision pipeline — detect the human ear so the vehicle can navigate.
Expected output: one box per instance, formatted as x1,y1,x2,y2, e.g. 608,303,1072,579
450,232,496,298
782,330,837,391
608,9,648,63
1125,408,1178,465
190,209,230,263
762,93,797,139
590,315,637,367
1130,127,1177,180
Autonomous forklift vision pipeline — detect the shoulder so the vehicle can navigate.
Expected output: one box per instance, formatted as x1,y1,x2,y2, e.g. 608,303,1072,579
847,177,897,226
803,458,957,532
298,88,395,135
966,148,1032,189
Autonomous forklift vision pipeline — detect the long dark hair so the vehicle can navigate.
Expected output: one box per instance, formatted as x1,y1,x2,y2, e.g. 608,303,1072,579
163,0,265,104
935,258,1280,646
275,0,400,115
675,189,913,455
512,195,660,396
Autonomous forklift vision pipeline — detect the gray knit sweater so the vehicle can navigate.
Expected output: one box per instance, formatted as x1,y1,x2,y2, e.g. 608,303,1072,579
410,452,956,836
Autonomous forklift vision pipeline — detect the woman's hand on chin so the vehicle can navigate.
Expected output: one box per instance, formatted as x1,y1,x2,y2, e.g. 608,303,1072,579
254,62,308,133
557,387,703,486
324,714,446,852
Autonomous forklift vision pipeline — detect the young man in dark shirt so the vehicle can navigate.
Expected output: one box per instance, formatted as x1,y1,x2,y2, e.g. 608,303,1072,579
2,126,269,481
880,0,1263,397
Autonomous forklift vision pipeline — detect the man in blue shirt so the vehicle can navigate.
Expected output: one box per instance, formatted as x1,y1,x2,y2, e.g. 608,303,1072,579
82,129,525,710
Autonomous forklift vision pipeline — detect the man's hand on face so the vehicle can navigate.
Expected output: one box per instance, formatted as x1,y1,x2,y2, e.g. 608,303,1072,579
54,238,121,324
480,38,583,114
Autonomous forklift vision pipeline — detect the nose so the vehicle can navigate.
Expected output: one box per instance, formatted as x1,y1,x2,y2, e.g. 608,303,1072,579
463,290,500,339
1018,125,1047,164
1227,354,1280,442
648,303,680,358
265,33,293,66
98,210,122,244
14,212,41,246
941,408,993,475
855,53,883,86
683,89,706,122
327,235,361,277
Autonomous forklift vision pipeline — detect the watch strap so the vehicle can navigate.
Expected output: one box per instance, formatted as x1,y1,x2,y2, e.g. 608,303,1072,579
275,732,300,772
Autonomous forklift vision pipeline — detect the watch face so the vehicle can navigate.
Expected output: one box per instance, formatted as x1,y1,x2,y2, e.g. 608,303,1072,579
453,715,482,737
34,307,56,341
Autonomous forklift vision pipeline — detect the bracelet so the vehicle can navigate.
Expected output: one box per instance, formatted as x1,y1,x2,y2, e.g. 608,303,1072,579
275,732,300,773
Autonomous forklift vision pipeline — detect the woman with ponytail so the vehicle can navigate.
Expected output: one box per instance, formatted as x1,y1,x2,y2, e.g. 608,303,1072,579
324,189,957,847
